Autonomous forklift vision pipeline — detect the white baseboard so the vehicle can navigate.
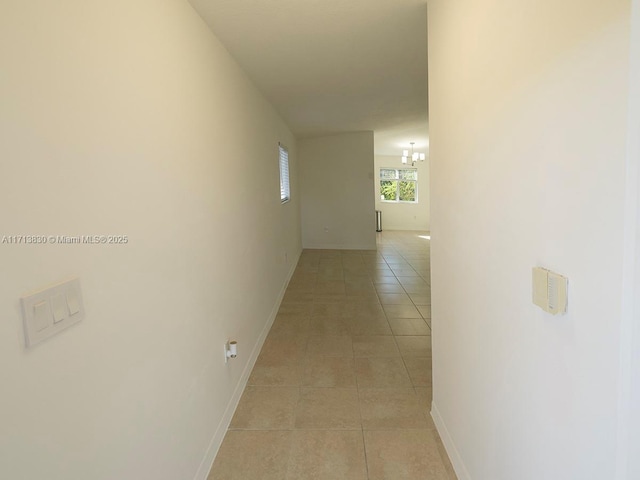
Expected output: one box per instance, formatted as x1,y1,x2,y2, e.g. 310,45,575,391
302,243,377,250
381,226,429,231
192,249,301,480
431,401,472,480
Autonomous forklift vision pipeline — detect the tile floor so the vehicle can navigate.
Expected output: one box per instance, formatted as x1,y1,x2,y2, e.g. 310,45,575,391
208,231,457,480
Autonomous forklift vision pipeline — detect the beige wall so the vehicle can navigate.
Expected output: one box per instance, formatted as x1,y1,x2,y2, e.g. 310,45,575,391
0,1,300,479
428,0,631,479
374,155,430,231
299,132,376,250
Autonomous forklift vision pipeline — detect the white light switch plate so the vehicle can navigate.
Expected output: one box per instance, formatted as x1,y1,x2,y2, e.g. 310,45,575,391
21,278,85,347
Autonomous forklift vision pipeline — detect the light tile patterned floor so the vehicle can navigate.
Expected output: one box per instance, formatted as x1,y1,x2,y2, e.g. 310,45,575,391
209,231,457,480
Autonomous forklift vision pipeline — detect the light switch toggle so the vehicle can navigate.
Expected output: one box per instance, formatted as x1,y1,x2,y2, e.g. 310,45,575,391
51,293,68,323
66,290,81,315
33,301,51,332
532,267,568,315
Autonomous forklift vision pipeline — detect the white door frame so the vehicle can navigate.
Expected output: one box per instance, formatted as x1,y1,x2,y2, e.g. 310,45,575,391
618,0,640,478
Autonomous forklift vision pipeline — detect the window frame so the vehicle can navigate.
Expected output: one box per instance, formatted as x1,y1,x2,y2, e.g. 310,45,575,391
279,143,290,204
379,168,418,203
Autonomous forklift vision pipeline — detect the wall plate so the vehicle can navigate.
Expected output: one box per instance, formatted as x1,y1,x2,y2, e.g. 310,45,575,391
532,267,568,315
21,277,85,347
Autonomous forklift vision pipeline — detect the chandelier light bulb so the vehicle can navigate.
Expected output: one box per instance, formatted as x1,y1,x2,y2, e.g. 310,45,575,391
400,141,425,166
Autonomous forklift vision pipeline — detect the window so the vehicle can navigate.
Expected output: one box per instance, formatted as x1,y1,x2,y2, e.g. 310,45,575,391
380,168,417,203
279,143,290,203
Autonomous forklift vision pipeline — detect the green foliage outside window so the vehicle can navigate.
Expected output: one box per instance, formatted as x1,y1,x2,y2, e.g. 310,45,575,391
379,169,417,203
399,181,416,201
380,180,397,200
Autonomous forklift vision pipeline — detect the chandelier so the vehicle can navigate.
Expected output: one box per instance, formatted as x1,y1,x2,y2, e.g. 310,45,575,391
401,142,426,166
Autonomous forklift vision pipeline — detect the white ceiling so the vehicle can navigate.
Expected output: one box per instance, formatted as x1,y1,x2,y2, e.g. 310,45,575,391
188,0,428,156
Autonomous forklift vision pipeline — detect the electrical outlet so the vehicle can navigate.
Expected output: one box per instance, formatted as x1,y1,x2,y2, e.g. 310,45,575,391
224,339,237,363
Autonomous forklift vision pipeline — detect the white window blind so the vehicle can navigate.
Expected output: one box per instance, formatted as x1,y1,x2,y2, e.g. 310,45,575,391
279,143,290,203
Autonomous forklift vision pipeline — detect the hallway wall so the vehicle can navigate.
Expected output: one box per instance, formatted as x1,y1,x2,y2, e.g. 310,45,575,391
299,132,376,250
428,0,631,479
0,1,300,479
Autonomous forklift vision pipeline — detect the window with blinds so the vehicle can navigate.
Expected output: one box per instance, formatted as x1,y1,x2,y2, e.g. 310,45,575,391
279,143,290,203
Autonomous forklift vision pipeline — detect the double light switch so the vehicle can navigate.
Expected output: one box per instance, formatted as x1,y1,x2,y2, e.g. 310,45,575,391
21,278,84,347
